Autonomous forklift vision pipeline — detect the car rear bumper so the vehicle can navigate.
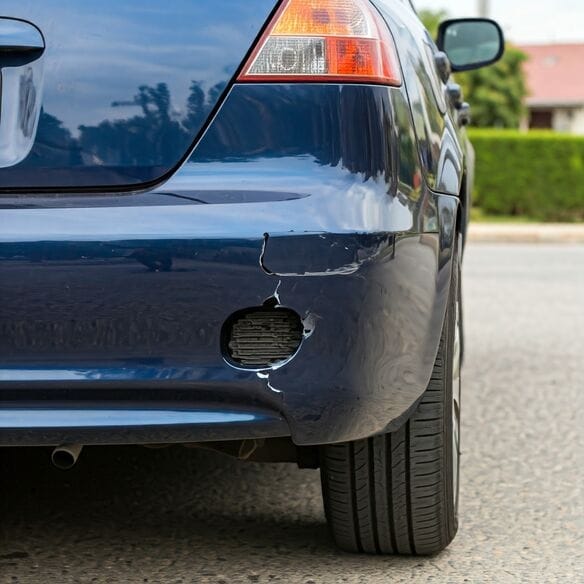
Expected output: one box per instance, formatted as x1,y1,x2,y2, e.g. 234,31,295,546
0,183,457,447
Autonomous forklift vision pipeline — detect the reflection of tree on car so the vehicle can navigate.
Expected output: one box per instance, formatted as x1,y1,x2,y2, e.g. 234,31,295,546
23,80,396,182
22,81,223,170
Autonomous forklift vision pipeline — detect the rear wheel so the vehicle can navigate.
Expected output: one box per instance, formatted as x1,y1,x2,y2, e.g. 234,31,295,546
320,238,462,555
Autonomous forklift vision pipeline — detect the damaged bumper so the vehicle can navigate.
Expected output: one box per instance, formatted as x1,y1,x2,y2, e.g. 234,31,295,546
0,178,457,447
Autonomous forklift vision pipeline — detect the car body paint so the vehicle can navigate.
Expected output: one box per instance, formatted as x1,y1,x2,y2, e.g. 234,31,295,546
372,0,465,195
0,83,459,446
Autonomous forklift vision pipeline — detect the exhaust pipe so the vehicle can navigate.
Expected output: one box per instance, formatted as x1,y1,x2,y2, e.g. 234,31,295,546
51,444,83,470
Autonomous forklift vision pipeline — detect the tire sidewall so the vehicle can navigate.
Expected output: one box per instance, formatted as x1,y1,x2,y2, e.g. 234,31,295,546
444,233,462,534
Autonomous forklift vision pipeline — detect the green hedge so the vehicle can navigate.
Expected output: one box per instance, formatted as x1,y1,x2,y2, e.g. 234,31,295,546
468,129,584,222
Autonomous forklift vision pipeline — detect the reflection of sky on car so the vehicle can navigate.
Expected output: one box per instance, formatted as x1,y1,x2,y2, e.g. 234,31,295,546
0,408,257,425
0,157,414,242
1,0,275,135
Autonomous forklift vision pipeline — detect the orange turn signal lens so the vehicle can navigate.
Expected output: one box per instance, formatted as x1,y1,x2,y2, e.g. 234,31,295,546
238,0,401,85
273,0,372,37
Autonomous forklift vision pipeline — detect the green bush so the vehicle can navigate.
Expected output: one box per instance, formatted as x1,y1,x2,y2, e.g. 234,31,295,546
468,129,584,222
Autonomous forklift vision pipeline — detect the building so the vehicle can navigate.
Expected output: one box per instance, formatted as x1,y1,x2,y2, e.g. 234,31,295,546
519,43,584,134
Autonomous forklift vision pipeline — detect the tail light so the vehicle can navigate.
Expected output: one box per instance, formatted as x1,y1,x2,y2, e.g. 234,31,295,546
238,0,401,86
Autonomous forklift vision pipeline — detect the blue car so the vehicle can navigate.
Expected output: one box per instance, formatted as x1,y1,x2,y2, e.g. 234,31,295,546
0,0,503,554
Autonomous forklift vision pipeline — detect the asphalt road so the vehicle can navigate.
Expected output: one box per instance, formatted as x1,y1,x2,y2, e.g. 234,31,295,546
1,244,583,583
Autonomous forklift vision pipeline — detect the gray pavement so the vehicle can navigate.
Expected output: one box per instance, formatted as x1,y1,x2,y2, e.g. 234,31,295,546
1,244,583,583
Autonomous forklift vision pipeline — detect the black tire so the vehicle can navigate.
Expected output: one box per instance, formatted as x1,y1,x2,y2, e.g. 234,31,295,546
320,237,462,555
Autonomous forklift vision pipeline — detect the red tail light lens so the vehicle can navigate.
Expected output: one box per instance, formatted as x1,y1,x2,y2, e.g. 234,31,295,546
238,0,402,85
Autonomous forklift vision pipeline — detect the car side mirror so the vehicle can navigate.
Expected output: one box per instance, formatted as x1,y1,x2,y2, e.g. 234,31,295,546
437,18,504,72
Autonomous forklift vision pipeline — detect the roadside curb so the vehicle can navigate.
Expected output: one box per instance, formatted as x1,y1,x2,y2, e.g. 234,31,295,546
468,223,584,244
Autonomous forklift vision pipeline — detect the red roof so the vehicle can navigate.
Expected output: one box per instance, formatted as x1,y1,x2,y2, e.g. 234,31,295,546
518,44,584,107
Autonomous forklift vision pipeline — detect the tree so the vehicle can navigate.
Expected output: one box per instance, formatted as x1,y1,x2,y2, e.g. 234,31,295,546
457,47,528,128
418,9,447,38
419,9,528,129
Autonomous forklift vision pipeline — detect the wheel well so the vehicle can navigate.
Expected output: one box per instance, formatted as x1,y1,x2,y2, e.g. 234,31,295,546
457,173,469,250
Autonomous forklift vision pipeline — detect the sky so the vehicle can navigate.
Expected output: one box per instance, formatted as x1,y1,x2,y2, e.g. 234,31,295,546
416,0,584,44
